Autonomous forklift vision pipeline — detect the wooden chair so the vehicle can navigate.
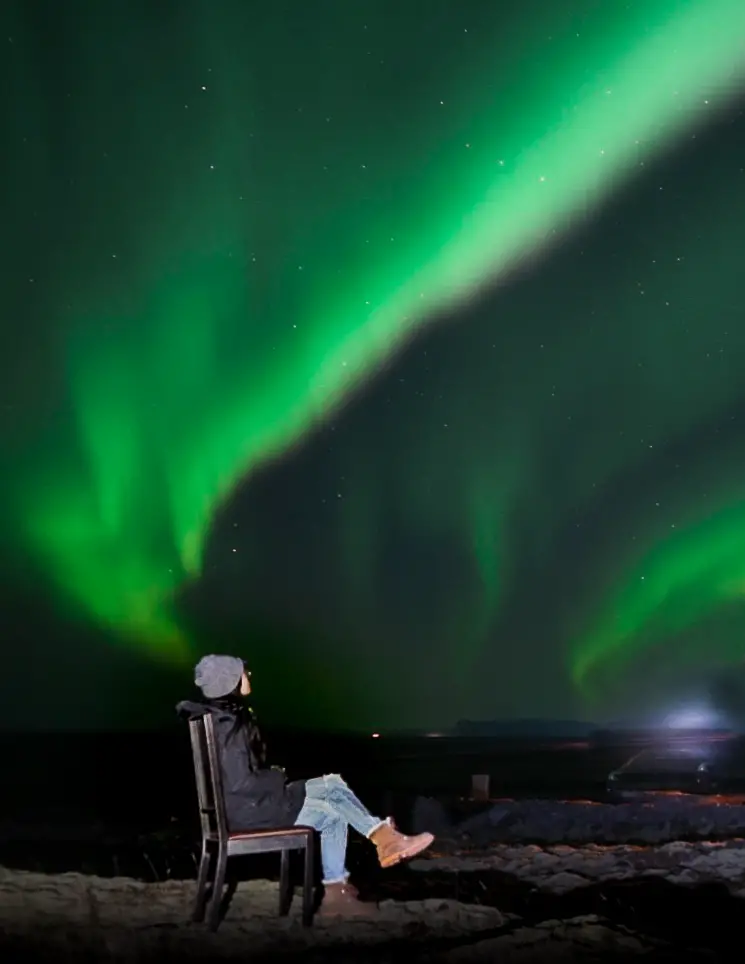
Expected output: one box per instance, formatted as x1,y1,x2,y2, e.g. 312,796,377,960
187,713,315,930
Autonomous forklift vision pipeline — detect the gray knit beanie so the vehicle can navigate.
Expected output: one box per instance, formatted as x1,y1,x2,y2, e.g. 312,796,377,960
194,654,245,699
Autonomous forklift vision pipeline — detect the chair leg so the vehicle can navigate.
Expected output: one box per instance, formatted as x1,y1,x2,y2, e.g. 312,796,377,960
278,849,291,916
192,842,213,923
302,835,314,927
206,847,228,932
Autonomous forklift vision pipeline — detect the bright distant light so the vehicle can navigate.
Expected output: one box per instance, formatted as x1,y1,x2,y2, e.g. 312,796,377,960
371,732,380,739
662,705,720,730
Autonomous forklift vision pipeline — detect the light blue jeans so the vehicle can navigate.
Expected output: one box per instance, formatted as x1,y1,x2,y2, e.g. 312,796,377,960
294,773,386,884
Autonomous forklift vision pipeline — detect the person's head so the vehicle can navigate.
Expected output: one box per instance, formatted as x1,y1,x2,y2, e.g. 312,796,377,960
194,654,251,700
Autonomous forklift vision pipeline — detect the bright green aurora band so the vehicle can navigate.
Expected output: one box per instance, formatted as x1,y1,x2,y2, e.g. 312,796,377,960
16,1,745,706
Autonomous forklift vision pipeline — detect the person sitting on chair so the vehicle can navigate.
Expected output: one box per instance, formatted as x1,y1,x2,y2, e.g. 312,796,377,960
177,654,435,917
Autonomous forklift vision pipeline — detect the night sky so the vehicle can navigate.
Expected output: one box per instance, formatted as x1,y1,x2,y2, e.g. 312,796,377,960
2,0,745,732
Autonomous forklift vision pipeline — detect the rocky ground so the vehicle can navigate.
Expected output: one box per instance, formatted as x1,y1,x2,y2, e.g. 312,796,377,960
409,837,745,894
4,796,745,962
410,794,745,846
0,861,719,963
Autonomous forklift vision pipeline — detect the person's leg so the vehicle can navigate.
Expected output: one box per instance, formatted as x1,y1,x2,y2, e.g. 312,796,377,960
295,776,380,918
306,774,387,839
295,776,352,884
297,773,434,872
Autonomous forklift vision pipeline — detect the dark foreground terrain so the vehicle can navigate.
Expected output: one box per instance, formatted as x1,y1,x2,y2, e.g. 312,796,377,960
2,731,745,962
3,812,745,963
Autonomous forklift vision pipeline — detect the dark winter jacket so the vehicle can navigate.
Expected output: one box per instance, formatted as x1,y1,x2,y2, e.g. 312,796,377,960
177,698,306,831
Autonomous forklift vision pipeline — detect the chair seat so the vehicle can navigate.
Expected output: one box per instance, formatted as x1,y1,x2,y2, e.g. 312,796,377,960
221,825,313,841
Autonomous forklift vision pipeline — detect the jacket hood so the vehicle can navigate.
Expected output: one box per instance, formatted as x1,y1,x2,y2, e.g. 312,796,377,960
176,699,214,720
176,697,251,720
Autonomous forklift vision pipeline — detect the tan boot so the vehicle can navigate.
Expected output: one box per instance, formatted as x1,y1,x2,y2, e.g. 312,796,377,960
317,882,379,918
370,819,434,868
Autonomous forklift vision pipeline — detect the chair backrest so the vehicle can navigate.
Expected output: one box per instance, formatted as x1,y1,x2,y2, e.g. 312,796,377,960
188,713,230,843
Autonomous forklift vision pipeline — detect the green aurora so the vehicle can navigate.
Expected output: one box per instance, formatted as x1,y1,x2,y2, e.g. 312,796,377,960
7,0,745,709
